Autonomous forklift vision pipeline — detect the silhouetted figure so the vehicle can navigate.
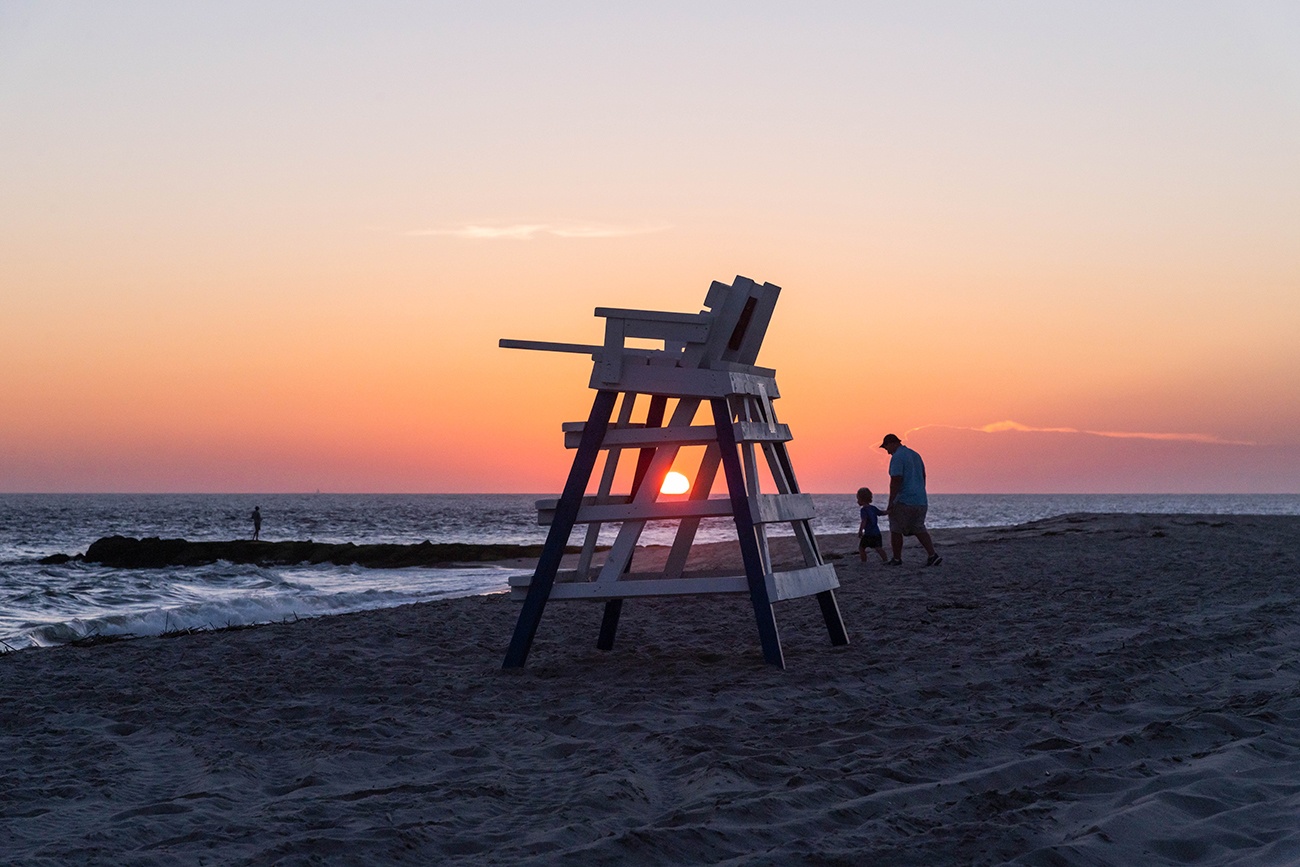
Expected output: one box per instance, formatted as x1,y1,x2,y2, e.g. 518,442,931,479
251,506,262,541
856,487,889,564
879,433,941,566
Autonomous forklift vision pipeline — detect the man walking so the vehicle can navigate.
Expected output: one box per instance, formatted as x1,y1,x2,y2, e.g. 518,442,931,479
879,433,942,566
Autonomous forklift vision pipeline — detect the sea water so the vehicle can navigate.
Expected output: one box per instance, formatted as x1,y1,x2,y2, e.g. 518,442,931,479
3,493,1298,651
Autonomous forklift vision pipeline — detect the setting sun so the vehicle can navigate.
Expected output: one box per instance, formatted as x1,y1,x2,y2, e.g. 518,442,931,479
660,471,690,495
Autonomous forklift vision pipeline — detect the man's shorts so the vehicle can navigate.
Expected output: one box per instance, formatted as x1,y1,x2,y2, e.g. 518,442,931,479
859,532,883,550
889,503,928,536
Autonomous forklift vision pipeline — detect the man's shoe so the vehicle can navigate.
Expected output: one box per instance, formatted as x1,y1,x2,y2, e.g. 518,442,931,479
924,554,943,567
886,558,903,566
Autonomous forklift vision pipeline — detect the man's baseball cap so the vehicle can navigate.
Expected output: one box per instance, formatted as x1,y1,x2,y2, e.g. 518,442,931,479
879,433,901,449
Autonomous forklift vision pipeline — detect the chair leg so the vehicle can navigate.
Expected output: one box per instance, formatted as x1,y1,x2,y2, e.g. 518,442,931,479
503,390,618,669
817,590,849,647
712,398,784,668
596,600,623,651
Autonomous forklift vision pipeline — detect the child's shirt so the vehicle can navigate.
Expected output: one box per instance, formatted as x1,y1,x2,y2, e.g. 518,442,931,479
859,504,885,535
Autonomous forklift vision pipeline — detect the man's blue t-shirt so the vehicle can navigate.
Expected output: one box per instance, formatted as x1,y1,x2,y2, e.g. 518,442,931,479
888,445,928,506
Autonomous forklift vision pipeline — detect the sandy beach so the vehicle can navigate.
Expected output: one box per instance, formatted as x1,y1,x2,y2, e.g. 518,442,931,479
4,513,1300,865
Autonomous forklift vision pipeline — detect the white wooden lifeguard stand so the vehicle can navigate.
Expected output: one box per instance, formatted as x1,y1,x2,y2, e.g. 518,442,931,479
499,276,848,669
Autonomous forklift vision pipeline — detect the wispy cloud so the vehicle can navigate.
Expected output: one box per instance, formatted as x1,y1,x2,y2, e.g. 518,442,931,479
907,421,1254,446
405,222,671,240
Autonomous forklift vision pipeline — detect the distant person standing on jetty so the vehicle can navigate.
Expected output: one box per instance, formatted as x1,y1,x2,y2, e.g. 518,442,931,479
879,433,942,566
251,506,262,541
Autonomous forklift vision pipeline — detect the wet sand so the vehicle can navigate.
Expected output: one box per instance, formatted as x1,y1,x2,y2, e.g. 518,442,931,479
4,513,1300,865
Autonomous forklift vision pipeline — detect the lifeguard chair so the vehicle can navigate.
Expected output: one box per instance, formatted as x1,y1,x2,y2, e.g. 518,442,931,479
499,276,848,668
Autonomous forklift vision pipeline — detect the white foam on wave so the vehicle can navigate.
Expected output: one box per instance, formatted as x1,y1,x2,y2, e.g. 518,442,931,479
5,565,524,651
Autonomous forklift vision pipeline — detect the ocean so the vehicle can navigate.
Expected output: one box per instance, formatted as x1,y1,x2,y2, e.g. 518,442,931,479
3,493,1298,651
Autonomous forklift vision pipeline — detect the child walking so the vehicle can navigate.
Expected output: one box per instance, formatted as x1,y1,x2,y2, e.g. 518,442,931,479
856,487,889,563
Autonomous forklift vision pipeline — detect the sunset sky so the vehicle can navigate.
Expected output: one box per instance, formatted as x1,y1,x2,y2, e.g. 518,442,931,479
3,2,1298,494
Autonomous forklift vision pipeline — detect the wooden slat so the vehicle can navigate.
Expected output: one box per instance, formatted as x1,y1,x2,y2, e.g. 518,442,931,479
734,421,791,443
501,339,683,367
508,570,587,587
508,564,838,602
499,338,601,355
534,493,630,515
562,422,792,449
765,564,840,601
751,493,816,524
617,320,710,342
594,307,711,327
536,498,732,526
535,492,812,526
592,308,711,387
589,364,781,399
704,361,777,377
511,574,749,601
564,425,716,449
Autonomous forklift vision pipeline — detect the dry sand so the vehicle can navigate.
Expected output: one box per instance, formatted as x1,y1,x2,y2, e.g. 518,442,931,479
4,513,1300,865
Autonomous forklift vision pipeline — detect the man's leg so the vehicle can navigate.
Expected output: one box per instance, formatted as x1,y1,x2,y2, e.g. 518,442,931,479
915,529,937,558
891,531,903,560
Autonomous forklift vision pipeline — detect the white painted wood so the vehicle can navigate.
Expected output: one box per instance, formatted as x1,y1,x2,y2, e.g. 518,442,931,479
734,421,792,443
765,564,840,601
509,563,837,602
597,317,627,385
579,498,735,524
591,307,713,386
591,364,781,398
535,494,631,524
562,422,792,449
536,492,813,527
501,340,685,374
564,424,716,449
510,574,750,601
505,278,840,627
694,276,758,366
761,439,823,566
708,362,777,377
498,338,602,355
750,493,816,524
508,571,586,587
548,576,749,600
597,316,711,345
594,307,711,327
717,280,781,369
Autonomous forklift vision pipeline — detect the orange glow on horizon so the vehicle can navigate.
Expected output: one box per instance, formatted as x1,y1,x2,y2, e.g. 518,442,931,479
3,6,1299,494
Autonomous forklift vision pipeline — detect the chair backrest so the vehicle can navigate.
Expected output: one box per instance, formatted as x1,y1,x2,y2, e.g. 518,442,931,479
686,277,781,370
507,276,782,388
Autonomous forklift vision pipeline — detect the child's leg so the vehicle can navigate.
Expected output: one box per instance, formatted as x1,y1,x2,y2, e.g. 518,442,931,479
873,546,888,563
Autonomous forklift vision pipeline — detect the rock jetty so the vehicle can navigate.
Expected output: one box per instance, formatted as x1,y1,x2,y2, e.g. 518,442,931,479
40,535,570,569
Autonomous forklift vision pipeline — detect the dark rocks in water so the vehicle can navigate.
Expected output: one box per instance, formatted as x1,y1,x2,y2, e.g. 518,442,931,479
67,535,568,569
38,553,77,565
